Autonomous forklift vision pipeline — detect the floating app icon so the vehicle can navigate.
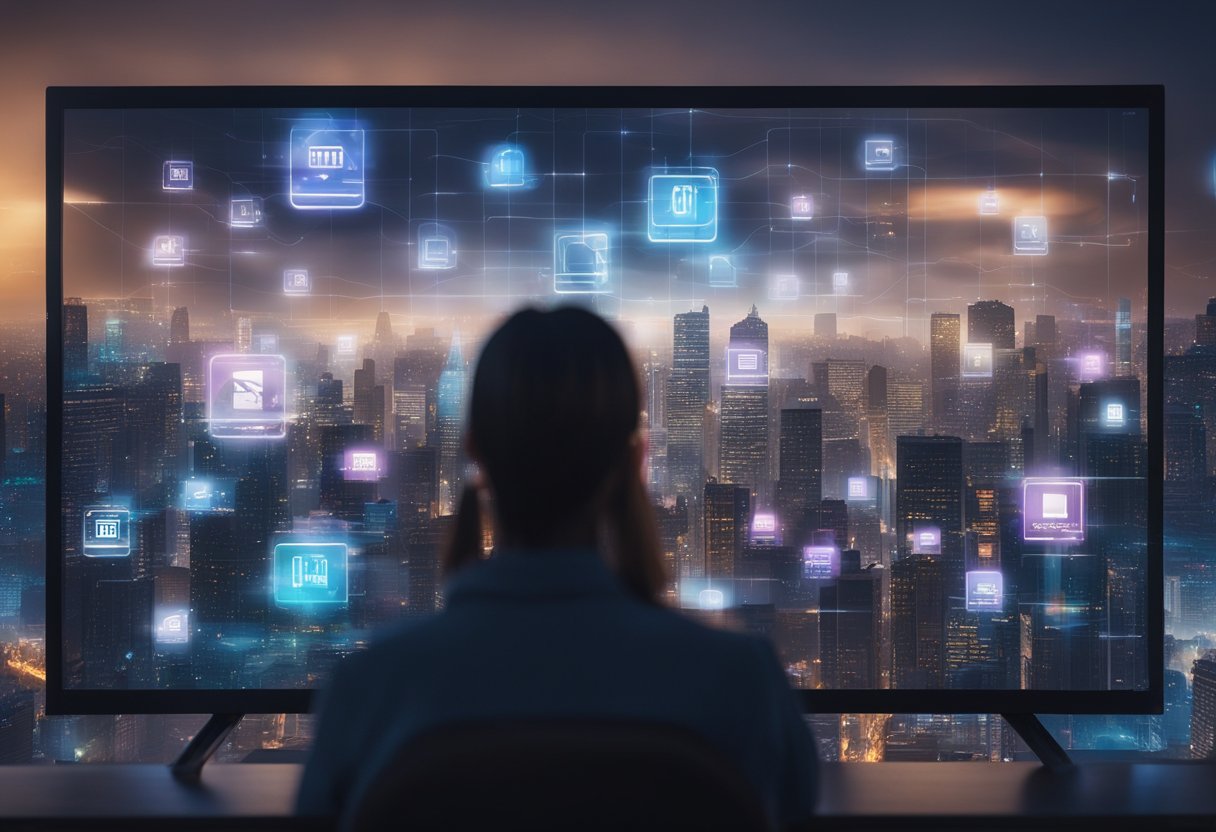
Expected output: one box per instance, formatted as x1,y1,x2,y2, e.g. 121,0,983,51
151,235,185,267
698,588,726,610
554,231,611,294
181,477,236,512
802,546,839,580
290,126,365,209
335,335,357,358
769,274,800,300
677,578,734,610
82,506,131,557
961,343,994,378
790,193,814,221
847,476,870,501
1013,216,1049,255
229,197,263,226
864,139,896,171
154,608,190,645
1023,478,1085,543
256,334,279,354
708,255,736,288
1077,351,1106,382
417,223,457,271
484,144,536,189
343,447,383,481
162,161,193,190
751,513,778,544
274,542,349,606
726,346,768,385
208,354,286,439
283,269,311,295
966,570,1004,612
833,271,849,293
911,525,941,555
648,168,719,243
1105,401,1126,427
979,189,999,216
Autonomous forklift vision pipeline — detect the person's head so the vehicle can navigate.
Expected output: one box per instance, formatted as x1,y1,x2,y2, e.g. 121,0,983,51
443,306,666,603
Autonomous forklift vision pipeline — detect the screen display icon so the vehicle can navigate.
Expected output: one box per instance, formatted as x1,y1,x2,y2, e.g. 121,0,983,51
833,272,849,293
273,542,349,606
1013,216,1049,254
802,546,840,580
790,193,814,220
1023,478,1085,543
726,347,767,385
961,343,994,378
154,608,190,646
229,197,263,226
283,269,311,295
750,512,778,544
335,335,357,358
864,139,896,171
82,507,131,557
1077,351,1106,382
343,448,383,481
290,126,365,209
162,161,193,190
554,232,611,294
417,223,457,271
769,275,800,300
708,255,736,288
911,525,941,555
966,570,1004,612
648,169,719,242
979,189,999,215
847,476,870,501
1105,402,1126,427
181,477,236,512
484,144,535,189
151,235,185,267
208,354,287,439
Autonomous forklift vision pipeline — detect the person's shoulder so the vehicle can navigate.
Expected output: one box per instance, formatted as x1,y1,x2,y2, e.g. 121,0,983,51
629,603,780,666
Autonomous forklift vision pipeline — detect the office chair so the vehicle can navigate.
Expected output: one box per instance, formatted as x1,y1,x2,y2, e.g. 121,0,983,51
344,719,774,831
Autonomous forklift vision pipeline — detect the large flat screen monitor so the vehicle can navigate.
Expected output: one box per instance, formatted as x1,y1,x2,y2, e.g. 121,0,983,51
47,87,1162,715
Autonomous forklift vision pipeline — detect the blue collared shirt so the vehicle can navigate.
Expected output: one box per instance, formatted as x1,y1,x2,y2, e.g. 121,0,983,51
298,547,818,824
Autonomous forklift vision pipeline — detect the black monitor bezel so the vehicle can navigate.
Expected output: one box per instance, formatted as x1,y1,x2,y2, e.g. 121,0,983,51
46,84,1164,716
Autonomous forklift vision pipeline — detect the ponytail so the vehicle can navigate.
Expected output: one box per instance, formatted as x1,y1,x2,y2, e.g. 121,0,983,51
442,485,483,577
600,462,668,605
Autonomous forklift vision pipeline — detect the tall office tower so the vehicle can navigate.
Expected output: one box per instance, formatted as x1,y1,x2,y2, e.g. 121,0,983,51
121,363,184,509
818,498,849,550
63,298,88,383
235,316,253,353
703,479,750,580
865,365,892,475
1035,314,1057,349
102,319,124,363
930,313,960,431
895,436,964,560
436,333,467,514
169,306,190,345
406,515,455,616
394,446,438,529
353,359,386,442
1180,564,1216,637
1115,298,1132,376
395,330,447,450
720,307,770,498
891,553,945,688
654,497,690,583
61,386,124,560
814,313,837,339
819,555,882,689
1026,554,1105,691
0,393,6,483
964,441,1007,565
319,423,377,521
1192,651,1216,758
666,306,711,496
775,407,823,545
887,378,925,439
0,691,35,764
644,355,669,495
967,300,1015,349
393,384,429,450
370,311,395,385
1196,298,1216,347
816,359,866,440
1165,404,1207,482
991,348,1026,442
315,373,349,428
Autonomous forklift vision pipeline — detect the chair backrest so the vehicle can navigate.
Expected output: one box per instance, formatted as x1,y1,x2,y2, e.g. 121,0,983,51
343,719,774,832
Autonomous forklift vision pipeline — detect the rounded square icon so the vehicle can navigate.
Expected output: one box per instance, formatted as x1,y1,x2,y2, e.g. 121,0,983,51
790,194,814,220
484,144,536,189
769,275,800,300
208,354,287,440
554,232,611,294
961,343,994,378
154,608,191,645
274,542,350,606
979,190,1000,216
802,546,839,580
82,506,132,557
847,476,869,500
417,223,457,271
1022,478,1085,543
863,139,896,171
335,335,357,357
290,126,365,210
648,168,718,243
283,269,311,295
230,197,264,226
163,161,193,190
1104,401,1126,427
1013,216,1049,255
151,235,185,267
833,272,849,293
966,570,1004,612
708,255,736,288
726,346,767,385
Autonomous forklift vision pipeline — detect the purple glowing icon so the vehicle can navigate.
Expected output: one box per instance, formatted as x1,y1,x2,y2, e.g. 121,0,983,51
847,477,869,500
1077,351,1107,382
966,570,1004,611
342,447,383,481
207,354,287,440
1022,478,1085,543
912,525,941,555
802,546,839,580
751,512,778,544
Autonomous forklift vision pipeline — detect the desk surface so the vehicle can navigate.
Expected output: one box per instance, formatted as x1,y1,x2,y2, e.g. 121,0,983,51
0,761,1214,830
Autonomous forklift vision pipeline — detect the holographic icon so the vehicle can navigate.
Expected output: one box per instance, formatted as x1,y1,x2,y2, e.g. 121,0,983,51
274,542,349,606
154,608,190,645
162,161,193,190
678,579,734,610
181,477,236,512
708,255,736,288
1105,402,1126,427
335,335,357,358
283,269,311,295
417,223,457,271
833,272,849,293
208,354,286,440
961,343,994,378
864,139,896,171
751,513,778,544
82,507,131,557
229,197,263,226
966,570,1004,612
257,334,279,354
911,525,941,555
151,235,185,267
484,144,536,189
1023,478,1085,543
648,168,719,243
979,189,999,216
289,126,365,209
554,231,611,294
726,346,768,385
769,275,800,300
1077,351,1106,382
802,546,840,580
790,194,814,221
847,476,869,500
343,448,383,481
1013,216,1049,255
698,588,726,610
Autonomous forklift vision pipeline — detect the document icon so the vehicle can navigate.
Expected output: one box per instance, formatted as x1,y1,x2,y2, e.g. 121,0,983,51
1041,492,1069,519
208,354,286,439
231,370,264,411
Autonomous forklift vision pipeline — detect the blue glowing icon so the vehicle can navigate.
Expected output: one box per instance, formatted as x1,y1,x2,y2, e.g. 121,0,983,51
677,578,734,610
1105,401,1126,427
283,269,311,295
648,168,719,243
966,570,1004,612
769,275,800,300
961,343,993,378
290,126,365,210
979,189,999,216
417,223,457,270
181,477,236,512
790,194,814,221
864,139,896,171
1013,216,1049,255
151,235,185,267
484,144,536,189
708,255,736,288
82,506,131,557
274,542,349,606
230,197,264,226
162,161,193,190
154,607,190,646
554,231,611,294
208,354,287,440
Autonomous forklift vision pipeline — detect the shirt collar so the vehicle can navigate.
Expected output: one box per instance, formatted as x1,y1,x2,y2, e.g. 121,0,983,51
444,547,626,605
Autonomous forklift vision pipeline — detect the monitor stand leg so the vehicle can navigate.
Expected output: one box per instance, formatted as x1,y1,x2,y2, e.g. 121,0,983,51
170,713,244,782
1002,713,1073,772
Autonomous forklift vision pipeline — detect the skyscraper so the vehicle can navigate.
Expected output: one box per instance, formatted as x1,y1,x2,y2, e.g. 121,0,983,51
819,555,882,689
436,333,467,514
1115,297,1132,377
1196,298,1216,347
666,306,710,496
704,479,750,580
169,307,190,345
353,358,386,442
930,313,960,431
775,407,822,546
967,300,1015,349
235,316,253,353
1191,651,1216,758
720,306,770,498
895,436,964,561
63,298,88,383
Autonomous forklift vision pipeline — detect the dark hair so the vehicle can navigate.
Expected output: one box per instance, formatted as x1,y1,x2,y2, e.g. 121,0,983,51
442,307,666,603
